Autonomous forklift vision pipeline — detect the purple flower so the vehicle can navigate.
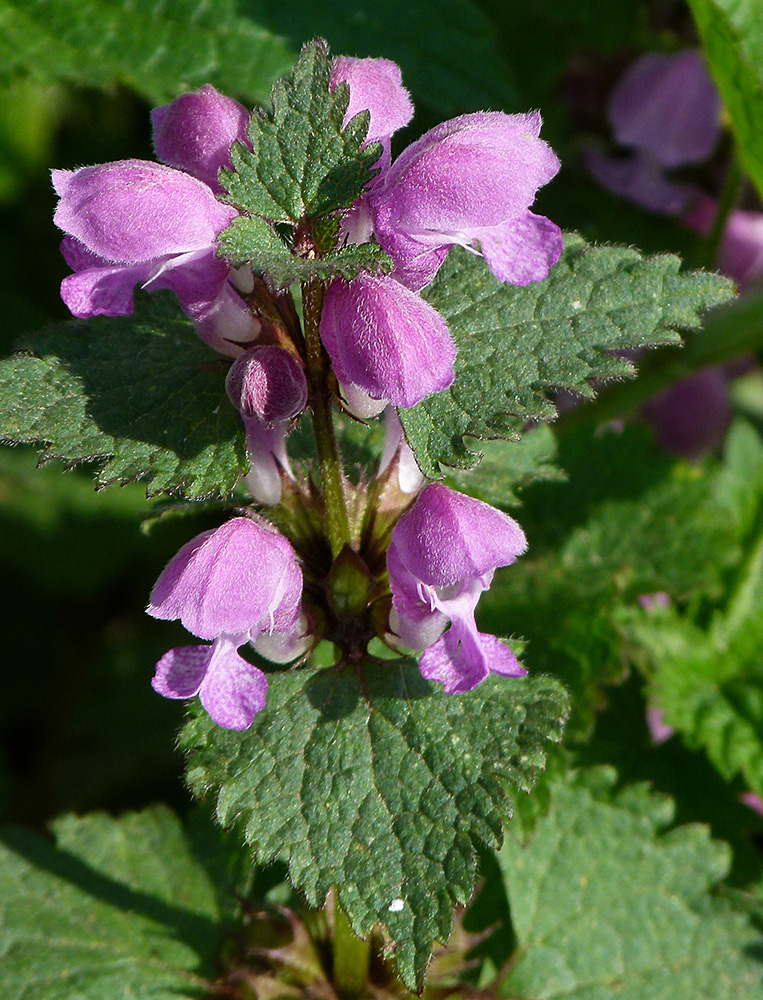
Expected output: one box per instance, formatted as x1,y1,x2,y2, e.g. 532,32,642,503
387,483,528,693
147,517,303,728
642,366,730,458
53,87,258,356
226,345,308,504
370,112,562,290
586,50,720,216
320,273,456,408
685,193,763,291
151,84,251,194
331,56,414,174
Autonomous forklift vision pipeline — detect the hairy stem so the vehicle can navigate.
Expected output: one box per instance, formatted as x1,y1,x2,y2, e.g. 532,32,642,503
302,278,351,558
333,894,371,997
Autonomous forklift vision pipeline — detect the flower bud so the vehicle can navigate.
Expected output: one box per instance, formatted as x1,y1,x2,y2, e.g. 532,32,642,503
226,345,308,423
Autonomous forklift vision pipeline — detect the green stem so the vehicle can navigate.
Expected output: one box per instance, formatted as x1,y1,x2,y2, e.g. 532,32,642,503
333,894,371,998
302,278,351,558
702,148,744,272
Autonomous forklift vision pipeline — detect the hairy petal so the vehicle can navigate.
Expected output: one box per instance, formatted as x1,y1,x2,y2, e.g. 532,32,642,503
321,274,455,407
476,211,563,285
420,627,525,693
331,55,413,153
198,635,268,730
377,111,560,235
52,159,237,263
152,84,250,192
391,483,527,587
148,517,303,640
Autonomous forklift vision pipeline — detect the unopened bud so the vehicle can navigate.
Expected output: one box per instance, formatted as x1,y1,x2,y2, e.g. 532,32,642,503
226,345,307,423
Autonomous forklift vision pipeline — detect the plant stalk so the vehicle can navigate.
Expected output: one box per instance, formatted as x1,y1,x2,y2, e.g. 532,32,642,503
333,894,371,997
702,148,744,272
302,278,351,558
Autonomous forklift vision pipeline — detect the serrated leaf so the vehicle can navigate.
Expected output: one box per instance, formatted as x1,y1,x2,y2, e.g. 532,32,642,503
0,0,294,106
0,295,246,499
617,423,763,796
218,215,393,287
401,237,734,477
0,805,247,1000
481,424,749,738
221,38,380,225
499,771,763,999
180,659,567,991
689,0,763,203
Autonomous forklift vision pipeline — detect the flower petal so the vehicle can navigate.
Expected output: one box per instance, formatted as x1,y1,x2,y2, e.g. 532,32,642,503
152,644,210,698
60,260,152,317
391,483,527,587
609,50,720,167
320,274,455,407
148,517,303,640
377,111,560,235
585,148,697,216
331,56,413,145
199,636,268,729
419,624,525,694
476,210,563,285
152,85,250,192
53,159,237,263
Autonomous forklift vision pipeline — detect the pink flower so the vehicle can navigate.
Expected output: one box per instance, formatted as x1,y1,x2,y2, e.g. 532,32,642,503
370,112,562,290
148,517,303,729
320,273,456,408
586,50,720,216
53,86,258,356
226,345,308,505
387,483,528,693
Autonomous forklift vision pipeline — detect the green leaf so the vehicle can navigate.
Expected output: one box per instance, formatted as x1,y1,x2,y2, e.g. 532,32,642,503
688,0,763,202
499,770,763,999
616,423,763,796
0,0,294,106
0,805,248,999
181,659,568,991
445,424,563,509
219,215,393,287
221,38,380,225
0,295,246,499
481,424,750,738
401,237,734,478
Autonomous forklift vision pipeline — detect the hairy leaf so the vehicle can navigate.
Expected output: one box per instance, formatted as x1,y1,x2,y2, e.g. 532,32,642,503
401,237,734,477
499,770,763,999
181,659,567,991
0,295,246,499
221,38,380,224
219,215,393,287
689,0,763,202
0,0,294,105
0,806,247,999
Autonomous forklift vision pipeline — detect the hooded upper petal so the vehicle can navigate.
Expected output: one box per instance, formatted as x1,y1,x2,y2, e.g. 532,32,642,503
147,517,303,641
52,159,237,263
152,85,251,193
331,56,414,144
320,273,456,407
390,482,527,587
375,112,560,236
